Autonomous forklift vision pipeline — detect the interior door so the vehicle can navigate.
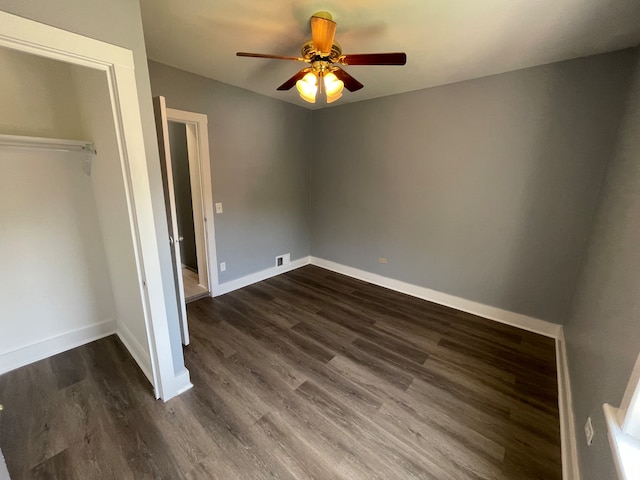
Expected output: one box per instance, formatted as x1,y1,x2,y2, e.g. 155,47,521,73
152,95,190,346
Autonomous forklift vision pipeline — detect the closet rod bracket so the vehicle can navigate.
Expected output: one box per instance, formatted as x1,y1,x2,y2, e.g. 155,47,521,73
82,144,96,176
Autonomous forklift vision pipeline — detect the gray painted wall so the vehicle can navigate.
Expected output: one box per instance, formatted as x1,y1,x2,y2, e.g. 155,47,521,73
0,2,186,375
310,50,635,324
148,61,311,283
168,121,197,271
565,49,640,480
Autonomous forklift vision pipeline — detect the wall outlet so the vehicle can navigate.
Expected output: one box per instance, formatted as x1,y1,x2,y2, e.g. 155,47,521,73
585,416,594,446
220,262,226,272
215,202,223,214
379,257,388,264
275,253,290,267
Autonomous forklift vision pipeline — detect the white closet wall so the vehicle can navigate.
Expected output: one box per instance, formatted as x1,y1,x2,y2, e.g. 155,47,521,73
71,65,153,378
0,47,84,138
0,47,116,371
0,46,154,384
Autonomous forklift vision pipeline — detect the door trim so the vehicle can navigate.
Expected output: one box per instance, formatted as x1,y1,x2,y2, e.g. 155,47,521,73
166,108,219,296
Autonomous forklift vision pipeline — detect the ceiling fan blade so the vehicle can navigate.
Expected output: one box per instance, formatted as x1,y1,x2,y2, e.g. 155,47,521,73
341,53,407,66
310,12,336,55
277,69,310,91
333,68,364,92
237,52,304,62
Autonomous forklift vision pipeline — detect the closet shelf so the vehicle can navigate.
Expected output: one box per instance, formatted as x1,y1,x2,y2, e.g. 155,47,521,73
0,133,96,154
0,133,96,175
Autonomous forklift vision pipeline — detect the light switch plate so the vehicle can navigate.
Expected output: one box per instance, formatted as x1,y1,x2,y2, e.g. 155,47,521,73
585,416,594,446
215,202,223,214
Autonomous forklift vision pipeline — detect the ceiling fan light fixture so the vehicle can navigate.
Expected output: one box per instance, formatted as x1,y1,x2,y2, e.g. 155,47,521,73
296,71,317,103
324,72,344,97
326,92,342,104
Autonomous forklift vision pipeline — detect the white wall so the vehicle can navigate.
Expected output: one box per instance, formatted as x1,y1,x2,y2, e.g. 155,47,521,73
0,46,83,139
0,150,116,348
70,65,153,379
0,49,117,373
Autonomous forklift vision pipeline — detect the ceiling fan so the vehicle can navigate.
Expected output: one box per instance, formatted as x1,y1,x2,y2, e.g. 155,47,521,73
236,12,407,104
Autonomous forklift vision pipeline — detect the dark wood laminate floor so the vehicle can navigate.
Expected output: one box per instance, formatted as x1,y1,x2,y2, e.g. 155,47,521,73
0,265,561,479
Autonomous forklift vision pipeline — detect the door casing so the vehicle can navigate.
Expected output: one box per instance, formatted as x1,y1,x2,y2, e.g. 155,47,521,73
166,108,218,298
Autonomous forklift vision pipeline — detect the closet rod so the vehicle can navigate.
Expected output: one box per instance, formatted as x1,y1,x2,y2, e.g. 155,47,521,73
0,134,96,154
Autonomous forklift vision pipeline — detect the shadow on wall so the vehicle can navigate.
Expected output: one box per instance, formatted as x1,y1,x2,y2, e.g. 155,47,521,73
500,52,633,323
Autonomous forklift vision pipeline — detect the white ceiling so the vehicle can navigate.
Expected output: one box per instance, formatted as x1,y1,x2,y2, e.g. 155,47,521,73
140,0,640,110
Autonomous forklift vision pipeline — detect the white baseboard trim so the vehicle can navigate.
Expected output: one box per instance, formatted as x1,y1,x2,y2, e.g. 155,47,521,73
166,368,193,400
309,256,562,339
116,321,153,385
117,322,192,402
0,447,9,480
556,329,580,480
0,319,116,375
213,256,311,296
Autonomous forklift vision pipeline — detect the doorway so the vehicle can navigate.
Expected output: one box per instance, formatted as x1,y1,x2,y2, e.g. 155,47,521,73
153,97,218,346
167,120,209,302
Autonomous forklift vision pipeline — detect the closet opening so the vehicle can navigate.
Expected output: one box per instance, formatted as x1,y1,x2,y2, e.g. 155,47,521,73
0,11,191,401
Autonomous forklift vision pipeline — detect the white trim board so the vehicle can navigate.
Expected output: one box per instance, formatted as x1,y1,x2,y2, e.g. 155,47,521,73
0,319,116,375
0,448,9,480
604,403,640,480
213,256,311,296
167,368,193,397
116,321,153,384
0,10,133,68
556,331,581,480
309,256,562,338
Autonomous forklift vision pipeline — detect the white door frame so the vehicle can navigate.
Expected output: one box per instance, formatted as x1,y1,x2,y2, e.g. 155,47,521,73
165,108,219,296
0,11,187,400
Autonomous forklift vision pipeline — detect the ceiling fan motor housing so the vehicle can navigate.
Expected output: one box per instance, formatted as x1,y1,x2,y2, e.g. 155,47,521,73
301,40,342,63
